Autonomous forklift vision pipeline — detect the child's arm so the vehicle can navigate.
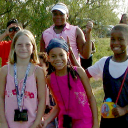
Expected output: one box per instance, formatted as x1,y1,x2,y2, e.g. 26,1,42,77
77,67,99,128
0,66,9,128
91,41,96,54
60,36,81,67
42,105,59,128
40,33,46,52
76,21,93,59
0,27,10,41
42,75,59,127
85,56,108,80
66,36,81,67
30,66,46,128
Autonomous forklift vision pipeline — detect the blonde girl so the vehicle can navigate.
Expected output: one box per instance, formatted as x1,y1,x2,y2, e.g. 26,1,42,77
0,29,46,128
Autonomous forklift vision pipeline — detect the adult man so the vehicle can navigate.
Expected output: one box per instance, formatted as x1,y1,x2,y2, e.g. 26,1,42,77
0,19,22,66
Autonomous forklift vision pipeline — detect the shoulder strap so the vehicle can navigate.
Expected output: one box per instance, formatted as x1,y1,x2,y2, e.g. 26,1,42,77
7,64,10,74
33,65,38,74
115,67,128,104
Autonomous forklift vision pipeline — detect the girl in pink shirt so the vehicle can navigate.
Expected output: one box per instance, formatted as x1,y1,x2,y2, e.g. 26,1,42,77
0,29,46,128
42,38,99,128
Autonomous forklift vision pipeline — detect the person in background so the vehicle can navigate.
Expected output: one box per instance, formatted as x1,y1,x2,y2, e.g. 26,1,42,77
80,21,96,69
0,19,22,66
40,2,93,65
85,24,128,128
0,29,46,128
119,13,128,53
119,13,128,24
41,38,99,128
38,52,57,128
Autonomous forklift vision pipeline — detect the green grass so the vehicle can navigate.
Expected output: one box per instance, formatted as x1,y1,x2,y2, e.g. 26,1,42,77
93,37,113,64
90,37,113,122
91,78,104,122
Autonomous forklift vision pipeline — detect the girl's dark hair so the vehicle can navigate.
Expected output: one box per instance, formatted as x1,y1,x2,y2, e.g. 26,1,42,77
47,59,80,82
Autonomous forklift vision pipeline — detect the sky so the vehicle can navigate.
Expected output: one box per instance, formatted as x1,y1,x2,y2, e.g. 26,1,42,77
114,0,128,18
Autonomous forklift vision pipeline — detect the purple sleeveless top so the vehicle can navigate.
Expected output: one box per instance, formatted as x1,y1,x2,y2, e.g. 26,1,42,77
5,64,38,128
49,67,92,128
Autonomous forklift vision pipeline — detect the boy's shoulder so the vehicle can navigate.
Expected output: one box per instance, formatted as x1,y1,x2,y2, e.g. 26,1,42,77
97,56,109,63
100,56,109,60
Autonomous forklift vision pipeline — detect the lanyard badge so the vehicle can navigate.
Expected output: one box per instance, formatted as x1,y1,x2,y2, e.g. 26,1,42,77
14,63,31,122
14,63,31,111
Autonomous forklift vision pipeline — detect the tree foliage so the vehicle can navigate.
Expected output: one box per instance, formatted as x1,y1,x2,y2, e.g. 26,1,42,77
0,0,125,43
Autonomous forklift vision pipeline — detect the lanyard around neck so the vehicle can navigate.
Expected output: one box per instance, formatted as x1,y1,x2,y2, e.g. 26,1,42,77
55,70,71,115
14,63,31,111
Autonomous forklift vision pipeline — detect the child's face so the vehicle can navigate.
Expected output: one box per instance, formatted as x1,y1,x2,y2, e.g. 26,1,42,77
48,47,69,71
110,30,127,55
52,10,68,26
15,35,33,60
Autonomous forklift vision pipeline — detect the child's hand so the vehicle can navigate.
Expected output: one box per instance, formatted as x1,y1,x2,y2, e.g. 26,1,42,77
85,21,93,33
67,36,72,50
41,120,47,128
112,105,127,117
60,36,72,51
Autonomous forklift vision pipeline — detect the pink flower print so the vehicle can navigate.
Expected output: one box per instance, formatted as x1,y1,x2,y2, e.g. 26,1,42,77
6,90,10,97
27,92,30,97
74,92,87,107
12,89,16,95
29,93,34,98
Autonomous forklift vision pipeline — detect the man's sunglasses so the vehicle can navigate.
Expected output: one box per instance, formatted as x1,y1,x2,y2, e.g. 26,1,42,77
9,27,20,32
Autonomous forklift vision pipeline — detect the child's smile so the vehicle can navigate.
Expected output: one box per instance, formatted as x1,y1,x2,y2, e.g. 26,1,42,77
48,47,68,71
110,30,127,55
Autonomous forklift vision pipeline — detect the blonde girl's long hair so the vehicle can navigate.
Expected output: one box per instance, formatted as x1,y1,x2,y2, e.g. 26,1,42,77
9,29,39,64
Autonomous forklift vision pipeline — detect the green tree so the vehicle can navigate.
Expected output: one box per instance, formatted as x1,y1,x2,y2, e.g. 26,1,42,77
0,0,125,42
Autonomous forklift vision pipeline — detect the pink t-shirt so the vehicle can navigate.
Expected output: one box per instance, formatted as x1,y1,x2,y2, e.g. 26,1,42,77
5,64,38,128
43,23,80,64
49,67,92,128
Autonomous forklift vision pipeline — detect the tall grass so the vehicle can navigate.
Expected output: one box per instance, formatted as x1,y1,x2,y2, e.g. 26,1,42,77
93,37,113,64
91,37,113,122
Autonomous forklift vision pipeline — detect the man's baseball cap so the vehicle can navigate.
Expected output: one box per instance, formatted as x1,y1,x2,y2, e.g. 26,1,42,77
7,19,18,27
